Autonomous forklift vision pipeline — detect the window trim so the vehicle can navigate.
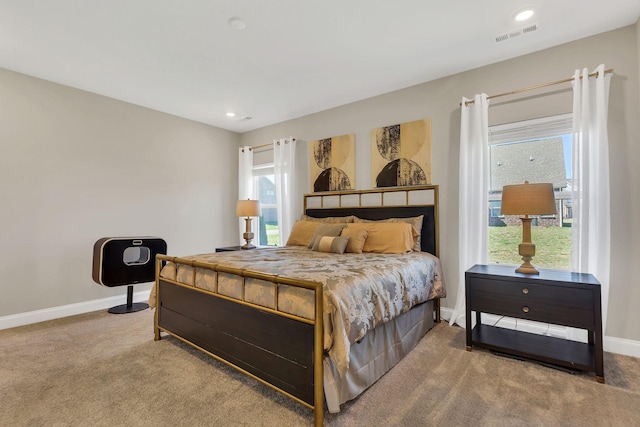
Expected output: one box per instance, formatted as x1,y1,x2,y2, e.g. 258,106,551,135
252,162,280,246
489,113,573,145
488,113,573,270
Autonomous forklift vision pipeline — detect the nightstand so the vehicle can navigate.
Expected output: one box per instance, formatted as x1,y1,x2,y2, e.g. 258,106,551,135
215,245,273,252
465,264,604,383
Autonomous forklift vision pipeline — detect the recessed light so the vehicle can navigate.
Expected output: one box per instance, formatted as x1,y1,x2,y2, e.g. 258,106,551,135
515,9,534,22
226,112,236,117
228,17,246,30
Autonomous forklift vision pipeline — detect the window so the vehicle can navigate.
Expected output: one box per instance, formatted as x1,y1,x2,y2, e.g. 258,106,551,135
488,114,572,270
252,163,280,246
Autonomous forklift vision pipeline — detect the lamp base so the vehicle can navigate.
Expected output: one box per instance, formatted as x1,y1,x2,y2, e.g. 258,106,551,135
242,225,255,250
516,240,539,274
515,263,540,275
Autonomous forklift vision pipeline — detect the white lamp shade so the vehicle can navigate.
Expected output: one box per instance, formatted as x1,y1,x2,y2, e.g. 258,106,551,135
236,199,260,217
501,182,556,215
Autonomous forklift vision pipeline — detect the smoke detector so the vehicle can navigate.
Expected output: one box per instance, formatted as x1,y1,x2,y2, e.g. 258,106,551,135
494,23,539,43
228,17,246,30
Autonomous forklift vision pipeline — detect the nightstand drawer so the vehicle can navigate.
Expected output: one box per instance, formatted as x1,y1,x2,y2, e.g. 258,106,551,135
468,278,595,328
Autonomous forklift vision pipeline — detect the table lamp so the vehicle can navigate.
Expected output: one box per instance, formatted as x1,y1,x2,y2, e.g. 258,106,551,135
236,199,261,249
501,181,556,274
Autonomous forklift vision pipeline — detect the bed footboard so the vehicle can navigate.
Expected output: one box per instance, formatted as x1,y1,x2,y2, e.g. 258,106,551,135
154,255,325,427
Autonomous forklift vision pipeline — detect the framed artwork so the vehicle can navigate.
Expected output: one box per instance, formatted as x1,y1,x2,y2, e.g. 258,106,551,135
371,118,432,187
309,134,355,192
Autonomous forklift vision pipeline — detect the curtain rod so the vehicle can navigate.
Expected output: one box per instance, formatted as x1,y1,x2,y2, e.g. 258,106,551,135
462,68,613,106
241,138,296,152
245,142,271,151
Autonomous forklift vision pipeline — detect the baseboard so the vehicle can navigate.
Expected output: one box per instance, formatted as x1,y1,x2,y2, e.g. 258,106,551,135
440,306,640,358
0,290,151,331
604,336,640,358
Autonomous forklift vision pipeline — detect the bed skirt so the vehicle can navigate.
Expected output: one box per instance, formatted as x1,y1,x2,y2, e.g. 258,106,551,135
323,299,435,413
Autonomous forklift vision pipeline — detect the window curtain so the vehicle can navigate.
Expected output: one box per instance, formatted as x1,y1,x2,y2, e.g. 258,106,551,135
449,94,490,327
273,137,296,246
238,146,255,244
571,64,612,334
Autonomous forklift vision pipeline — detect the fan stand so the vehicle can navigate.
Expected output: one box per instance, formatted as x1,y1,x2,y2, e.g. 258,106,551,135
108,285,149,314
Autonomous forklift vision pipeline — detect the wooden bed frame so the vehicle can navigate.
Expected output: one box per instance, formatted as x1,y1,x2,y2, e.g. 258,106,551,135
154,185,440,426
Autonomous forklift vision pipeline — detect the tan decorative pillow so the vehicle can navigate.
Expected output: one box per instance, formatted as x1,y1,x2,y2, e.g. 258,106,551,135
354,215,424,251
311,235,350,254
307,223,347,249
361,222,417,254
341,223,370,254
286,221,321,246
301,214,356,223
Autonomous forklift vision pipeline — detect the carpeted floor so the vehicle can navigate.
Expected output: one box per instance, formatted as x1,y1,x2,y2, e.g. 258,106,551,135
1,308,639,426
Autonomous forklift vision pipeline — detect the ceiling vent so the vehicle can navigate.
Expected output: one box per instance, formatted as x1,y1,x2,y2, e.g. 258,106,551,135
494,23,539,43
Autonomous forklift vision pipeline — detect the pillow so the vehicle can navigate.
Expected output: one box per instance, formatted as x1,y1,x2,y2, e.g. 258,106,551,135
361,222,417,254
307,223,347,249
286,221,321,246
311,235,350,254
341,224,370,254
300,214,356,224
354,215,424,251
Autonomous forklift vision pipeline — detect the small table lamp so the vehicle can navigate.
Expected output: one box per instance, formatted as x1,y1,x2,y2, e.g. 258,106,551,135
501,181,556,274
236,199,261,249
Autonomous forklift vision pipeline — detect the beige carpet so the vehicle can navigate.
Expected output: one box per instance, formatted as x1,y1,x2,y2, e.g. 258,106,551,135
1,308,639,426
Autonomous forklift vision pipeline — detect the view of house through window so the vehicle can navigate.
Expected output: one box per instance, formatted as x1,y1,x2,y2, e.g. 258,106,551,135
253,164,280,246
488,114,572,270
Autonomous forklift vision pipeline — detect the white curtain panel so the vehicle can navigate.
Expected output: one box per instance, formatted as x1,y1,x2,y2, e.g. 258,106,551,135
238,146,255,244
571,64,612,335
449,94,490,328
274,137,297,246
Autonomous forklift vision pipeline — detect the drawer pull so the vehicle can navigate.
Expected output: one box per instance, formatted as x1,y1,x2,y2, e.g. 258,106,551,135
522,288,529,294
523,306,530,313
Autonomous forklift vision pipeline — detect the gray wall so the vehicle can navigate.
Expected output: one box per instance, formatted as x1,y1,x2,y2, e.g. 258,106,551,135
240,25,640,343
0,69,239,317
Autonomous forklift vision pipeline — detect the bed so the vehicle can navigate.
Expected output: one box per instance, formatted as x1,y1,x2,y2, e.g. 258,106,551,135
151,185,445,426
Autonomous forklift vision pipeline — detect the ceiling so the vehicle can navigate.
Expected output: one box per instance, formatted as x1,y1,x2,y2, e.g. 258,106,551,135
2,1,639,133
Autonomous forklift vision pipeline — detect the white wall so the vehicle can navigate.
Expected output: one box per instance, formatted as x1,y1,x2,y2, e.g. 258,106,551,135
239,25,640,345
0,68,239,318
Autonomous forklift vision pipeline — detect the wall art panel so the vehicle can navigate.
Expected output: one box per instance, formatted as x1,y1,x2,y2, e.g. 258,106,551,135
371,118,432,187
310,134,355,192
